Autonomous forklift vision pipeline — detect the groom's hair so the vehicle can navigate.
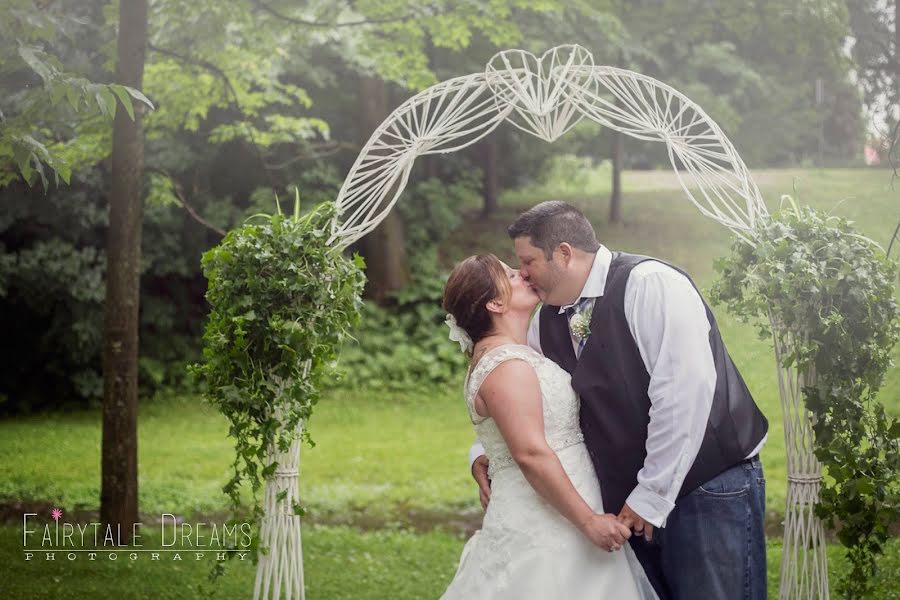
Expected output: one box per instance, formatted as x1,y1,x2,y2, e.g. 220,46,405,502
507,201,600,259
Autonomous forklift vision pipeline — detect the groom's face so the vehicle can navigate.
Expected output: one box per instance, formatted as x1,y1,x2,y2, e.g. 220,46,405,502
513,236,566,305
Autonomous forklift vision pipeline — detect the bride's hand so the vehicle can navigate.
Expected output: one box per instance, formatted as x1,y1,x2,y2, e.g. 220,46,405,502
579,513,631,552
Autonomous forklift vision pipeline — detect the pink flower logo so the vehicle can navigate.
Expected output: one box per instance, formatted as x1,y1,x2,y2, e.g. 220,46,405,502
51,508,63,521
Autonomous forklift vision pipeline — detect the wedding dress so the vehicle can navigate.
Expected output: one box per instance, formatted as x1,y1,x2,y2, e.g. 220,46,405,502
441,344,657,600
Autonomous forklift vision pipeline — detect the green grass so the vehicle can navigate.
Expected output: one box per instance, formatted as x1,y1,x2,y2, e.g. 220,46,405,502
0,388,479,519
1,524,898,599
0,524,464,599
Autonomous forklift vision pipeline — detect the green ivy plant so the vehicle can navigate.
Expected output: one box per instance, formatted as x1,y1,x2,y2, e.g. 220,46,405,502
189,195,365,526
712,199,900,598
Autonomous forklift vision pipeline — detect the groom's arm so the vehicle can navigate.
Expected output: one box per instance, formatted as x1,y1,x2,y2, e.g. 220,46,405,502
469,440,491,509
621,263,716,529
468,441,486,471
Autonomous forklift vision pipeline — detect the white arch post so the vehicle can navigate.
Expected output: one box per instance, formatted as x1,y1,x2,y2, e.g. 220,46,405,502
254,372,308,600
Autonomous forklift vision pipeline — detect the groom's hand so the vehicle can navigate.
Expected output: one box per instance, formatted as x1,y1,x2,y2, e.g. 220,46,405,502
617,503,654,542
471,455,492,510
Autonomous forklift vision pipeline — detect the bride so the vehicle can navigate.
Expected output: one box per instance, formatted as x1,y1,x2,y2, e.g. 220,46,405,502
440,254,656,600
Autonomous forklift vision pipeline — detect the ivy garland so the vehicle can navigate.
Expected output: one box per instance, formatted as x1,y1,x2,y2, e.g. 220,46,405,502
190,196,365,530
712,201,900,598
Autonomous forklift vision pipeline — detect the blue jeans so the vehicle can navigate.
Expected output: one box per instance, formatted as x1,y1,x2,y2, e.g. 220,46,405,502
629,457,767,600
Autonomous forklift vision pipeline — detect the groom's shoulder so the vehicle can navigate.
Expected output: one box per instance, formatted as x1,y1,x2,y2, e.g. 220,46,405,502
611,252,677,278
627,258,694,288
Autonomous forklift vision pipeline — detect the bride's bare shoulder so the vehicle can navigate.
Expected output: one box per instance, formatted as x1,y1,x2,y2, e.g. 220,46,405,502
478,351,540,396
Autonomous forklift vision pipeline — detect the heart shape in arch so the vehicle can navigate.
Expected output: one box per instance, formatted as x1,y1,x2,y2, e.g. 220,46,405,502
485,44,596,142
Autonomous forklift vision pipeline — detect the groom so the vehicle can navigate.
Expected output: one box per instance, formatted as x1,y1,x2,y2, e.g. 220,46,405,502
470,201,769,599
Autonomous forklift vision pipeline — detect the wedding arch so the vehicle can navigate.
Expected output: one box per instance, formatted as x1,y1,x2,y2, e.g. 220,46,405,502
254,44,828,600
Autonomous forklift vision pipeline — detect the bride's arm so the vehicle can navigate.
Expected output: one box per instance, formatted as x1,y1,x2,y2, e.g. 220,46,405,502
479,359,631,551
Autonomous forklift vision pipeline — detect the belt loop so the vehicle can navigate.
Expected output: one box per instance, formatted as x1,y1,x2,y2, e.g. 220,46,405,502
741,455,759,471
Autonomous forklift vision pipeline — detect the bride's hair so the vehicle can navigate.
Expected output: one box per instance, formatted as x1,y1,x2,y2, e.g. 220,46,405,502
443,254,511,346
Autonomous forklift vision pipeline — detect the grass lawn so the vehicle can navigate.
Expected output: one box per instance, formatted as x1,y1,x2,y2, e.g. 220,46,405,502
0,167,897,597
1,524,898,599
0,389,478,519
0,524,464,599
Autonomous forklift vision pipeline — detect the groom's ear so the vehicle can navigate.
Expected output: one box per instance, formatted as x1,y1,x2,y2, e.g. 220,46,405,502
557,242,574,264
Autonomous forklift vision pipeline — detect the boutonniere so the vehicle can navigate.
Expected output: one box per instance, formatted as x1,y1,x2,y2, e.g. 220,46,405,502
569,307,593,341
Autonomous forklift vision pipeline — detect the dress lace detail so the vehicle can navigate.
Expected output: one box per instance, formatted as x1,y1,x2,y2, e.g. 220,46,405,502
486,430,585,476
442,343,658,600
465,344,584,478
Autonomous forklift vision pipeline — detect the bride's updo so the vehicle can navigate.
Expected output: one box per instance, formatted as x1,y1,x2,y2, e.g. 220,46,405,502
442,254,512,346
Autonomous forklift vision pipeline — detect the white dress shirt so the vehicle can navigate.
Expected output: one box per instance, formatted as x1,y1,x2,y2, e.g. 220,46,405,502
468,246,766,527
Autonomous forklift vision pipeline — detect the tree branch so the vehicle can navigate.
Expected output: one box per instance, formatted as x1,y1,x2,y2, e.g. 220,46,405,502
147,44,277,188
887,217,900,259
262,141,360,170
148,44,240,102
145,166,226,237
250,0,434,28
887,119,899,260
862,61,900,73
866,36,893,61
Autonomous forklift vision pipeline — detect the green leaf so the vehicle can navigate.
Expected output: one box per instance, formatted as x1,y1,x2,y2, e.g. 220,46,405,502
31,154,48,189
65,85,81,111
53,157,71,185
94,88,113,118
261,461,277,478
18,153,34,185
123,85,154,110
110,84,135,120
17,44,53,85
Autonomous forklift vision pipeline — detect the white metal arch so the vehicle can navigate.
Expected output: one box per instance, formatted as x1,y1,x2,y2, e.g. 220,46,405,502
328,74,514,246
328,44,769,249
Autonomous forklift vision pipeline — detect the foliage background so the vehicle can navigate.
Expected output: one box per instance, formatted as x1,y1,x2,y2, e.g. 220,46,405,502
0,0,883,411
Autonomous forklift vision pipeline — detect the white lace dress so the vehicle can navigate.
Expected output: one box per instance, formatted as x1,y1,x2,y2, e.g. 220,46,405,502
441,344,657,600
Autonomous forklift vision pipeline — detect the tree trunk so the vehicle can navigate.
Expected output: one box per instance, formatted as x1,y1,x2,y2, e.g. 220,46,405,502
422,155,439,180
101,0,147,544
359,209,409,302
609,127,623,224
356,74,409,303
481,136,499,215
895,0,899,107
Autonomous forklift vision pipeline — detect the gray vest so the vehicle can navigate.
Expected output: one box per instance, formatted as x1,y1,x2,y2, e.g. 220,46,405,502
539,252,768,514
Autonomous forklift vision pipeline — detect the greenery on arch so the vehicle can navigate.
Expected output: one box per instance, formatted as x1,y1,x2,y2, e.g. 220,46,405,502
189,197,366,521
712,201,900,598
